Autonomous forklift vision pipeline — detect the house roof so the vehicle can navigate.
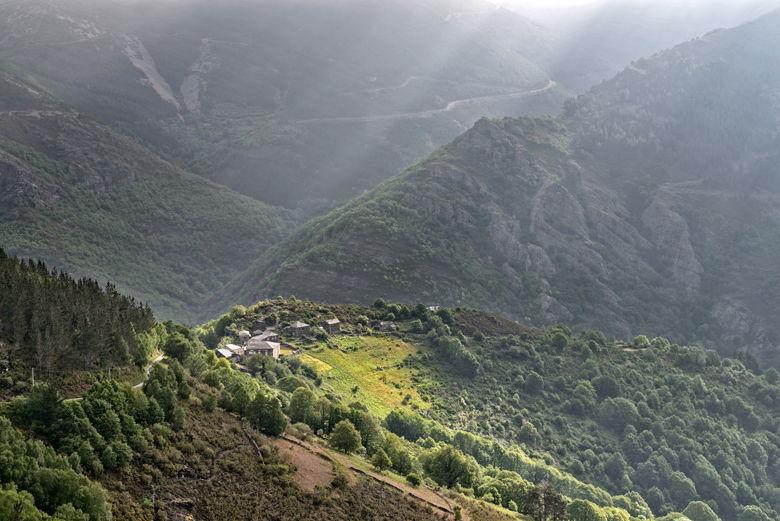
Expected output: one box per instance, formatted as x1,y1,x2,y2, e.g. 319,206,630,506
324,318,341,325
216,348,234,358
225,343,243,353
290,321,310,328
257,331,278,340
245,339,280,352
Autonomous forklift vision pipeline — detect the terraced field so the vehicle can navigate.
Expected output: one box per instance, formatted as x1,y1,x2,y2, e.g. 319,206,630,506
299,335,430,416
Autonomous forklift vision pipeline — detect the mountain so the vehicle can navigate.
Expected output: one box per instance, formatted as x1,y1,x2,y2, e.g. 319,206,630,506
0,0,603,211
509,0,780,87
0,72,294,322
215,10,780,367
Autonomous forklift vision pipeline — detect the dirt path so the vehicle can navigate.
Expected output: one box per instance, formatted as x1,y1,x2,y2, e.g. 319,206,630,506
133,353,166,389
273,437,335,492
279,434,456,517
298,80,557,124
0,110,77,118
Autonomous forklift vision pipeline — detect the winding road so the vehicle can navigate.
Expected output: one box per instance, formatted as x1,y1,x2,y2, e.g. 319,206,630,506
298,79,557,125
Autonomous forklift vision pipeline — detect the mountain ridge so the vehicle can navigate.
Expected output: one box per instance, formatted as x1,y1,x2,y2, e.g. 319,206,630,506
212,10,780,367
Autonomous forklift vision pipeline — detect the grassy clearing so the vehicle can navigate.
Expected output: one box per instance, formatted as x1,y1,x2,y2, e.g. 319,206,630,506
300,335,429,417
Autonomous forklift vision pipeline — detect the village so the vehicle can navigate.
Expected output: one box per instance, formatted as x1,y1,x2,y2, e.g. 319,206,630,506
214,314,399,367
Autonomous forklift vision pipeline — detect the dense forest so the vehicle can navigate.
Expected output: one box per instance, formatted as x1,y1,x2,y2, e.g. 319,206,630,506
0,249,155,376
412,311,780,520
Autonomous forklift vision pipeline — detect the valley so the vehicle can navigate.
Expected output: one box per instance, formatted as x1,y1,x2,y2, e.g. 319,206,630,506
1,2,780,520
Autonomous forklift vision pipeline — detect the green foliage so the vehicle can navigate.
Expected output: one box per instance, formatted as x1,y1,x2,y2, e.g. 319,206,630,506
0,111,294,323
162,332,193,362
597,398,639,432
525,372,544,394
0,249,155,373
288,387,317,425
0,417,110,521
522,482,567,521
683,502,721,521
385,410,430,442
247,393,288,436
421,445,479,488
568,500,607,521
329,420,362,453
739,507,772,521
371,449,392,471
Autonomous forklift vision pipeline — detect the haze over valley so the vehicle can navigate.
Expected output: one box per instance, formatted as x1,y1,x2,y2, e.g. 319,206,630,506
1,2,779,521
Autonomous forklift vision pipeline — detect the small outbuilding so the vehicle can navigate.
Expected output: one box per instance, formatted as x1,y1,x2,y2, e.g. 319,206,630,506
373,320,397,332
322,318,341,334
216,348,235,359
225,343,244,356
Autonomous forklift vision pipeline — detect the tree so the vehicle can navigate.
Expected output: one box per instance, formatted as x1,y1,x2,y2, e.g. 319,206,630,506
669,472,697,509
371,449,392,471
385,410,429,441
551,331,569,350
523,482,566,521
593,375,621,398
348,407,385,454
329,420,362,453
287,387,317,426
421,445,479,488
248,394,288,436
634,335,651,348
598,398,639,432
682,502,720,521
524,372,544,394
567,500,607,521
162,332,192,361
737,506,771,521
518,421,541,445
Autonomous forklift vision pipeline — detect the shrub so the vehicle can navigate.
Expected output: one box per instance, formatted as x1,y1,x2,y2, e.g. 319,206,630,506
682,501,721,521
329,420,362,453
524,372,544,394
421,445,479,488
371,449,392,471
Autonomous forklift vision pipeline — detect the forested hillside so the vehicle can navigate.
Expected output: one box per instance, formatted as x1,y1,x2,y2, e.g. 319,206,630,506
0,259,638,521
197,298,779,521
0,248,154,377
217,9,780,367
0,258,451,520
0,73,294,322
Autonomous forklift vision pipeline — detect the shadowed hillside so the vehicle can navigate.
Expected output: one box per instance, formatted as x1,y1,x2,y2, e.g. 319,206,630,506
213,10,780,367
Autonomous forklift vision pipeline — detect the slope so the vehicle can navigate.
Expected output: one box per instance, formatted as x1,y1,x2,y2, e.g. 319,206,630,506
0,0,598,209
216,10,780,367
0,73,294,322
198,298,780,521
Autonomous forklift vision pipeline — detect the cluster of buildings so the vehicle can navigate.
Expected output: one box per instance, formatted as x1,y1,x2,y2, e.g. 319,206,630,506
215,317,342,361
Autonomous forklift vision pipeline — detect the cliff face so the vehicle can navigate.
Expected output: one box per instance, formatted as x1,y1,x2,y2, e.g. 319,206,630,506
218,12,780,366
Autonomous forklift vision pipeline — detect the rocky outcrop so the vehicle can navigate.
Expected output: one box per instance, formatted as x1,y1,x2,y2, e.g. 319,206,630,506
641,196,703,297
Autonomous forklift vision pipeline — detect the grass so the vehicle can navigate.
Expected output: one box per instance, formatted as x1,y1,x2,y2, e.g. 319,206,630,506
299,335,430,417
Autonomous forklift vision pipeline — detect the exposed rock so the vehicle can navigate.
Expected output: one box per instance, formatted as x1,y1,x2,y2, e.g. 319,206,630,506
641,196,703,296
